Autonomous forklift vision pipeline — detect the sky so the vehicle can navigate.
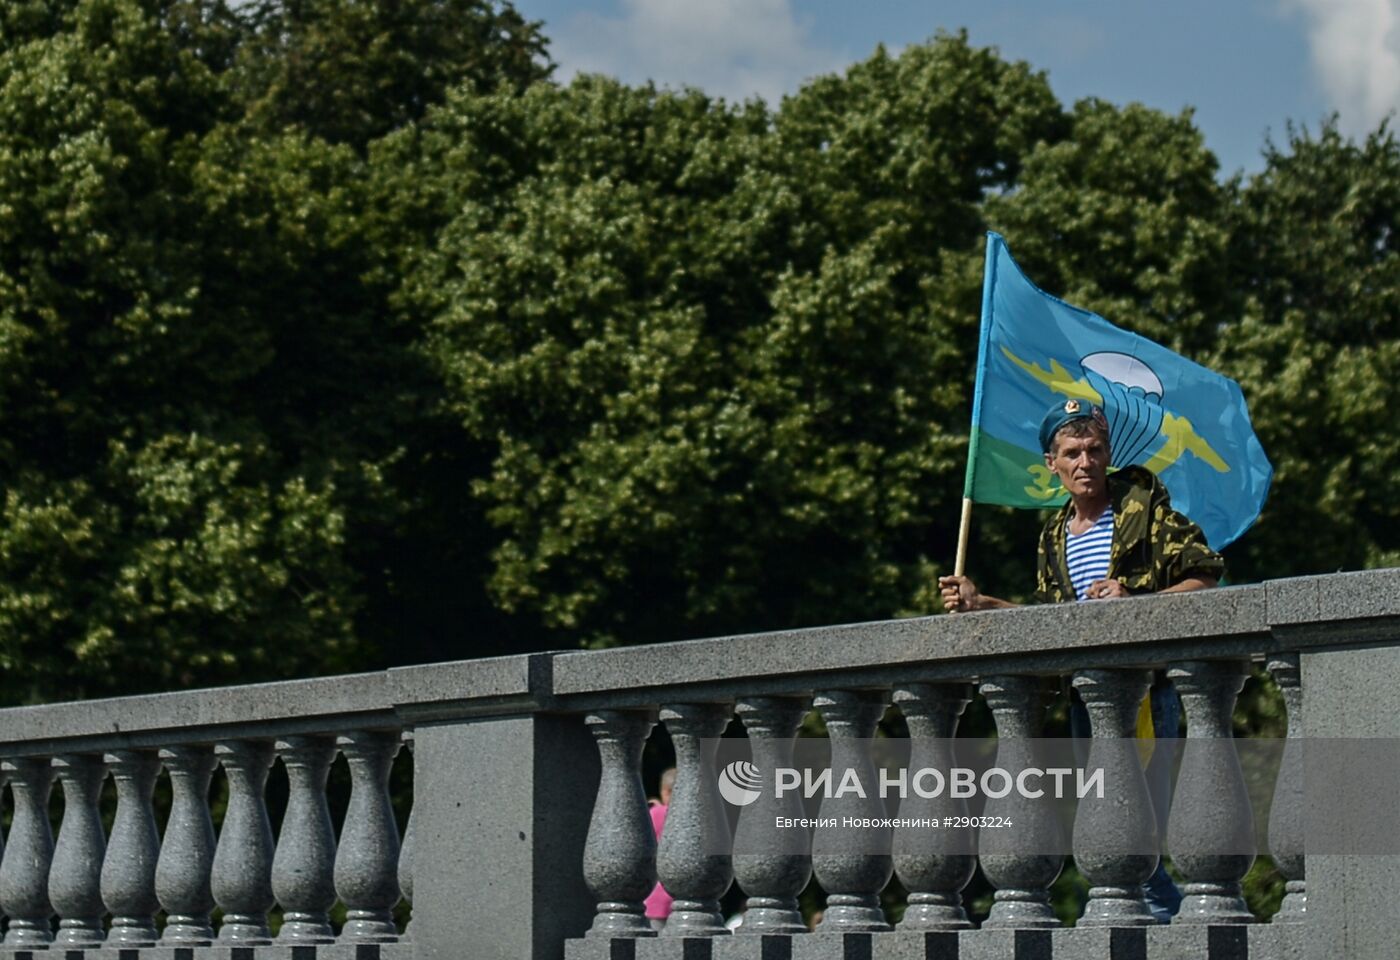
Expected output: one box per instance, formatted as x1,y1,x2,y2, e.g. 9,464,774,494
515,0,1400,177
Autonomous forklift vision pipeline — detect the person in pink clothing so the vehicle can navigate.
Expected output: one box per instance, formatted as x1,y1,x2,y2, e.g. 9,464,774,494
645,767,677,932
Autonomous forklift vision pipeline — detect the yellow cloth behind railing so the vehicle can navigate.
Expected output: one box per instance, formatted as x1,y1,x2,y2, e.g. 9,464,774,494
1136,693,1154,764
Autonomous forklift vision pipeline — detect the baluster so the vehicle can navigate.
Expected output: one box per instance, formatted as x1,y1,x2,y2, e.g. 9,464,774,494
978,675,1064,929
158,745,219,943
812,688,893,933
657,702,733,937
733,696,811,935
398,731,415,940
102,750,162,945
582,710,658,938
1167,660,1255,924
0,756,56,945
893,682,976,931
335,729,402,942
212,740,276,943
274,736,338,943
50,754,107,947
1071,669,1159,926
1267,653,1305,921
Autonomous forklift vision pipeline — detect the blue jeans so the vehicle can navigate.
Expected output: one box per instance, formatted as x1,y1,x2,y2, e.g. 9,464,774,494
1070,683,1182,923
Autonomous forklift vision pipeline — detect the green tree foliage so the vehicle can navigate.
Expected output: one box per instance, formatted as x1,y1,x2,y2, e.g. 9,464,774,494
0,0,379,699
0,0,557,702
1217,121,1400,580
229,0,550,149
985,99,1232,356
391,36,1070,648
3,3,1399,704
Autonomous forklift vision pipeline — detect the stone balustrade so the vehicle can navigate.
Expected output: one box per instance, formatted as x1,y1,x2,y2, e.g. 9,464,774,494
0,569,1394,959
0,672,414,959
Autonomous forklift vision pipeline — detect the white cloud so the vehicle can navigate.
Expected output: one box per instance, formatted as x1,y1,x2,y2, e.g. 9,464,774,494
1287,0,1400,135
548,0,847,105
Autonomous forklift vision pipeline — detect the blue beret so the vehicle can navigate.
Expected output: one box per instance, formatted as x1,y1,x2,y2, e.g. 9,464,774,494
1039,399,1108,453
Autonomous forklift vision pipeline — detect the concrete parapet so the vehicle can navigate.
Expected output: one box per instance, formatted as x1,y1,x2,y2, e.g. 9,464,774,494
2,568,1400,959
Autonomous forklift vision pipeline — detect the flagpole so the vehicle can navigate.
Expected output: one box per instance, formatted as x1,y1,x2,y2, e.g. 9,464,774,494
954,497,973,576
956,233,1001,580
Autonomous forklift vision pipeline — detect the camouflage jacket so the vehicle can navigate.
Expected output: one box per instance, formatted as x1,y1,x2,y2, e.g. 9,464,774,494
1035,465,1225,604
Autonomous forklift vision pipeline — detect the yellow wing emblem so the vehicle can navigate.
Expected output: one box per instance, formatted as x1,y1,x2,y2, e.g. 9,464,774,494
1001,348,1101,404
1141,413,1228,474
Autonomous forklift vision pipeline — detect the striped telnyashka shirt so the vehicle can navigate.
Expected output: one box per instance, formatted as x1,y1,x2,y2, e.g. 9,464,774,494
1065,506,1114,601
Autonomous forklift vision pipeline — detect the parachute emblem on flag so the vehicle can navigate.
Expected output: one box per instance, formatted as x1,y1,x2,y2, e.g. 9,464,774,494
1080,351,1168,468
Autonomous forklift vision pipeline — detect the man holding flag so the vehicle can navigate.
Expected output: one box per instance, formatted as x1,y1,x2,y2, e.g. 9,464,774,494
937,398,1223,612
935,233,1271,923
935,231,1270,607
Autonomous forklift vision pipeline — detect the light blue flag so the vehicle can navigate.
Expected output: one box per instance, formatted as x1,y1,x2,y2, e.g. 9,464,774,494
964,232,1272,548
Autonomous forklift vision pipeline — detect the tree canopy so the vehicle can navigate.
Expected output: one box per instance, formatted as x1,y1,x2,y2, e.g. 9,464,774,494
1,3,1397,701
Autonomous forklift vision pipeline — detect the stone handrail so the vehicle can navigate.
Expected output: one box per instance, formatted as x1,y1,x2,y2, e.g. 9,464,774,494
0,569,1395,958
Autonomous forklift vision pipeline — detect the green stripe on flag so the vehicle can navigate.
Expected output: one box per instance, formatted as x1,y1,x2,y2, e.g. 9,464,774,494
967,429,1068,509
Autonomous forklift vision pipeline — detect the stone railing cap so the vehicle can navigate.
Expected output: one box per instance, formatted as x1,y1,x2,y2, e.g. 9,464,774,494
5,568,1400,746
0,671,394,748
549,583,1270,696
